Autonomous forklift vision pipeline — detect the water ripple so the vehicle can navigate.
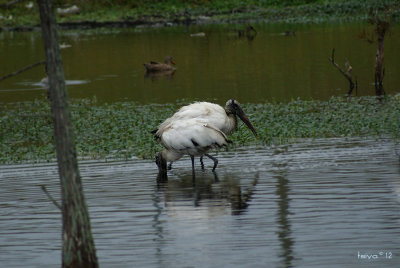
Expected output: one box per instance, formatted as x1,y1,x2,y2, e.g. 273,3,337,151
1,138,399,267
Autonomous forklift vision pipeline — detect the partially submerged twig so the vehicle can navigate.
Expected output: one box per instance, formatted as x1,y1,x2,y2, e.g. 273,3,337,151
329,48,357,96
41,185,62,210
369,8,389,96
0,0,29,9
237,23,257,40
0,60,45,82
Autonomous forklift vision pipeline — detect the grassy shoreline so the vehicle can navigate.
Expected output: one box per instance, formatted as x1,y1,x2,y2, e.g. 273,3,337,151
0,0,399,31
1,1,399,164
1,96,399,164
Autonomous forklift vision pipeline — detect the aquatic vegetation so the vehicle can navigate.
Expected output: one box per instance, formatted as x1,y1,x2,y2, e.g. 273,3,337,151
1,96,399,164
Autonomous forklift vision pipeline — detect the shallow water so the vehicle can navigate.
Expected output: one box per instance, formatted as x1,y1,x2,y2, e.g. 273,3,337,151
1,23,399,104
1,138,400,267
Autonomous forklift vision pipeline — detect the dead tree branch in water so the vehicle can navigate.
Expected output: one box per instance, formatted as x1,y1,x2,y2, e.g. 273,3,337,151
0,61,45,82
0,0,29,9
237,23,257,41
329,48,357,96
41,185,62,210
37,0,99,266
369,8,390,96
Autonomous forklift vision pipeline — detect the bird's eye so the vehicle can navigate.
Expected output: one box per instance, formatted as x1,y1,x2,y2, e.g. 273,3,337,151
231,99,240,109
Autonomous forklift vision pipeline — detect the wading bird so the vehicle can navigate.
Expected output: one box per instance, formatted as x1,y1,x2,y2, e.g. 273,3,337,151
153,99,257,178
155,118,231,179
144,56,176,72
155,99,257,137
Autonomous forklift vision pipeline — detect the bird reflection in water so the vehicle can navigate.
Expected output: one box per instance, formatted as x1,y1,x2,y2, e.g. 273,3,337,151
155,172,259,215
144,69,176,80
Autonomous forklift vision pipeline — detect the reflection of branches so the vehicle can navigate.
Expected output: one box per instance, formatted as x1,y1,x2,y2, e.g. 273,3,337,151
230,173,259,214
152,188,167,263
273,163,294,267
276,175,294,266
152,191,165,241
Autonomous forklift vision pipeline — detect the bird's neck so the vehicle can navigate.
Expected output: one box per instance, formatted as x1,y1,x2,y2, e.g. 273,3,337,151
225,113,238,134
156,156,168,182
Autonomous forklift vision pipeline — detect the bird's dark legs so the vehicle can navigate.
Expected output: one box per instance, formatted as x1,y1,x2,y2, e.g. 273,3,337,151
190,155,195,178
204,153,218,172
212,171,219,182
200,156,205,170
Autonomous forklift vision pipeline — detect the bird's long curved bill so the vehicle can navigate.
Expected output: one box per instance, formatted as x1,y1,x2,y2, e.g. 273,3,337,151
237,108,258,137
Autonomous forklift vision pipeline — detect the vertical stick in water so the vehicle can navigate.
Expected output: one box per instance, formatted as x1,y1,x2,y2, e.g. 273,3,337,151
37,0,99,267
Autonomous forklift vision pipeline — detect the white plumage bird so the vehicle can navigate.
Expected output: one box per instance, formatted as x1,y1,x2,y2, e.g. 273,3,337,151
154,99,257,179
155,99,257,137
155,118,232,179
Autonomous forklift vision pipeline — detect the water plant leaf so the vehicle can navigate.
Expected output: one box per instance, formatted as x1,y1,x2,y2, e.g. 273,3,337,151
1,95,400,164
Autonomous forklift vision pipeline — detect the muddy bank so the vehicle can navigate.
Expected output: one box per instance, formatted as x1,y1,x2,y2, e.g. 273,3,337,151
1,0,399,32
1,17,212,32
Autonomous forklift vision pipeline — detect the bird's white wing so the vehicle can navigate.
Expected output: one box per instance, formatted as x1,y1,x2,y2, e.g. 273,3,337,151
155,102,228,137
176,102,225,118
160,119,230,155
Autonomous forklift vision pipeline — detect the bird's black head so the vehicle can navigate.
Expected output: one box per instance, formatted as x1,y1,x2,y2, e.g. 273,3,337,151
225,99,258,138
155,152,168,182
225,99,240,115
164,56,176,65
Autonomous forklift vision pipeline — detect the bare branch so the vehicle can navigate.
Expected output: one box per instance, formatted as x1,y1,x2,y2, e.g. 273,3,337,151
0,60,45,82
329,48,356,95
0,0,30,9
41,185,62,210
370,12,389,96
